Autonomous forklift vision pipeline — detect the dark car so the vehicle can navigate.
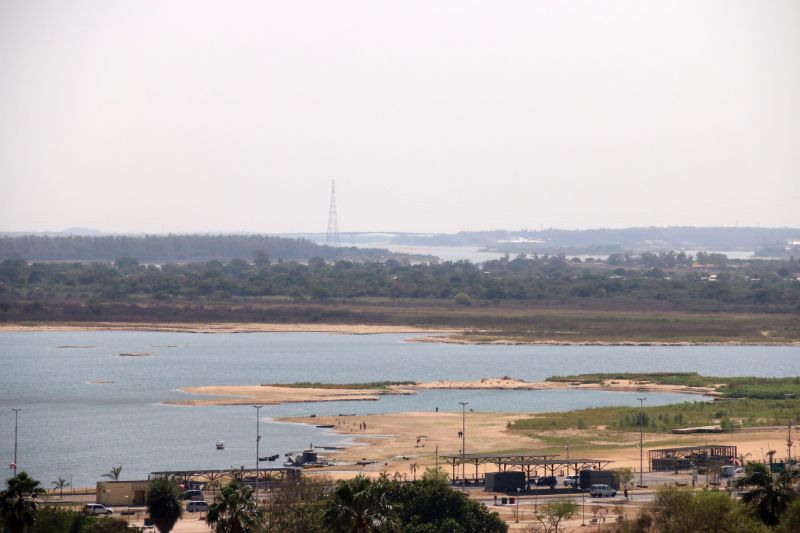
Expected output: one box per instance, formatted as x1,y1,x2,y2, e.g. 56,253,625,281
180,489,204,501
536,476,557,487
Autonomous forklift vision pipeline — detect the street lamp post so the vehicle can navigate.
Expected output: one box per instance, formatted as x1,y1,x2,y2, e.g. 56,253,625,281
253,405,263,504
582,490,586,526
11,409,20,476
515,487,521,523
637,397,647,487
458,401,469,492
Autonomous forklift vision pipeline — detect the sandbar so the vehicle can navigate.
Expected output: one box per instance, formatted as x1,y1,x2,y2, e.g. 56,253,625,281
174,377,716,407
172,385,406,406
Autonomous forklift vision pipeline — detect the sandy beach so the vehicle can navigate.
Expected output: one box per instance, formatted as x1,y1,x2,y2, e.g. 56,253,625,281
278,410,792,481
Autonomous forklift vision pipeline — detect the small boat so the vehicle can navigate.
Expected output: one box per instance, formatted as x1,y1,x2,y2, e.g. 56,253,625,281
316,424,335,428
215,441,225,450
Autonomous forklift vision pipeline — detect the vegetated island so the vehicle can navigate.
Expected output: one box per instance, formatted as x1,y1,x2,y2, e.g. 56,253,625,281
173,374,729,406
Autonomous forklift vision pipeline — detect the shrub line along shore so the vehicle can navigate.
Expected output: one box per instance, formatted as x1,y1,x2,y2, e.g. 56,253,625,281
1,321,798,345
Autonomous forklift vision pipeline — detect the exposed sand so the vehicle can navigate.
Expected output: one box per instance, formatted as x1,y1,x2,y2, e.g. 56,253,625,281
0,322,450,335
415,377,720,396
173,384,414,406
280,411,792,481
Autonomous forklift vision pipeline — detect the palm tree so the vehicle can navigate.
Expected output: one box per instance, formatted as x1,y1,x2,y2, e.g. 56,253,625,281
735,461,797,526
146,477,183,533
1,472,47,533
206,481,263,533
410,463,418,482
322,475,398,533
102,465,123,481
51,477,70,499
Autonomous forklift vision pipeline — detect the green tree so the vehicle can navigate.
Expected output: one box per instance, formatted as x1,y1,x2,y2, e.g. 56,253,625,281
322,475,398,533
645,486,768,532
262,477,329,533
51,477,70,499
102,465,123,481
0,472,47,533
146,477,183,533
206,481,263,533
615,467,634,491
530,498,577,533
735,462,798,526
778,498,800,533
393,471,506,533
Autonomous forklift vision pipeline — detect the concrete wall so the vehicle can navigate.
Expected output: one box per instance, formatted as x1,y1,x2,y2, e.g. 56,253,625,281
95,480,149,506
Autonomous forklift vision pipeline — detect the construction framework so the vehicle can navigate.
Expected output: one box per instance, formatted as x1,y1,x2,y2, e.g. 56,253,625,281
648,444,737,471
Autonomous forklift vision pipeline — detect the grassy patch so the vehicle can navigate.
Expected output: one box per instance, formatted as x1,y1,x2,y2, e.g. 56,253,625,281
508,398,800,434
545,373,800,399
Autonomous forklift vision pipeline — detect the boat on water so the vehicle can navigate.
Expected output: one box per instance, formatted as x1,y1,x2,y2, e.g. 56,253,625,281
216,441,225,450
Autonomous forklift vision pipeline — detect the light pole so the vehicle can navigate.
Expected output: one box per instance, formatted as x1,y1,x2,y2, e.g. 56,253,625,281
515,487,521,523
11,408,20,476
459,401,469,492
637,397,647,487
253,405,263,504
582,490,586,526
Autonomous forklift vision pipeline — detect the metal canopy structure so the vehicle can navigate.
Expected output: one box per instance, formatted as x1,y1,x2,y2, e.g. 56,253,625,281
439,452,611,483
149,467,301,488
649,444,737,471
500,458,614,482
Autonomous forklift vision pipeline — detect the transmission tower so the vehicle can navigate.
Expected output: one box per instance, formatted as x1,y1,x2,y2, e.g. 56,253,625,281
326,179,340,247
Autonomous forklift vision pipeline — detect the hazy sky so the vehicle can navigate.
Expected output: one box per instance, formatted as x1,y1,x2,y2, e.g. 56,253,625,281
1,1,798,234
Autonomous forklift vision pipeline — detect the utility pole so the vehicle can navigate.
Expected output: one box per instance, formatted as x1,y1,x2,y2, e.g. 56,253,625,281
459,401,469,492
253,405,263,504
637,398,647,487
788,420,794,465
12,409,20,476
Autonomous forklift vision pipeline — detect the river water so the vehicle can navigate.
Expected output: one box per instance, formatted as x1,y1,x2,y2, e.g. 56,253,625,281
1,331,797,487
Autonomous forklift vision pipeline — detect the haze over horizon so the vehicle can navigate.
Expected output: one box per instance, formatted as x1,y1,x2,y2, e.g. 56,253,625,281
2,1,799,234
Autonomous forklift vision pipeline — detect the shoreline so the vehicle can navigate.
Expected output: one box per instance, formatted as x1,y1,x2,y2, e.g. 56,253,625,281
1,322,797,345
0,322,451,335
170,377,717,406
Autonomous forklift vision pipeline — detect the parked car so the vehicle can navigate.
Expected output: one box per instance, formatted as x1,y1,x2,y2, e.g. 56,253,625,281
536,476,557,487
186,501,209,513
589,484,617,497
563,475,579,487
180,489,204,501
84,503,113,515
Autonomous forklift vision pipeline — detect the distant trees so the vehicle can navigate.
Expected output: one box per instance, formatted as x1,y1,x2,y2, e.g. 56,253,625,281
1,251,799,322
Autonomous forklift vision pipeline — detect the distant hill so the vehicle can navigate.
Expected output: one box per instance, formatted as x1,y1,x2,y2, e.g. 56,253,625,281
389,227,800,253
0,234,429,263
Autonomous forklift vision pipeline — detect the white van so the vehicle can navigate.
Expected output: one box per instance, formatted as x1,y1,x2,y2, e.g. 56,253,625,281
589,484,617,497
186,501,209,513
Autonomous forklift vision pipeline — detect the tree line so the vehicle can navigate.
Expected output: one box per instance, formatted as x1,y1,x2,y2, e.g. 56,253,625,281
0,235,421,262
1,253,798,316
